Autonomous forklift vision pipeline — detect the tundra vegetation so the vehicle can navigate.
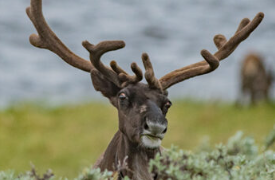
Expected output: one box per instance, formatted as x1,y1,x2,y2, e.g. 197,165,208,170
0,123,275,180
0,101,274,179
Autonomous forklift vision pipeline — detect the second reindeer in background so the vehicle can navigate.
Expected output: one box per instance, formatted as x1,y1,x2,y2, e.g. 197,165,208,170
240,52,273,104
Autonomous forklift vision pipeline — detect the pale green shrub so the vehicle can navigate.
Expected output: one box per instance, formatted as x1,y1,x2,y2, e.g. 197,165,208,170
1,130,274,180
149,131,275,180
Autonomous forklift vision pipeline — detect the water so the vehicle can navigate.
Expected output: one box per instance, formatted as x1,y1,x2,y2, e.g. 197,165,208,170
1,0,275,107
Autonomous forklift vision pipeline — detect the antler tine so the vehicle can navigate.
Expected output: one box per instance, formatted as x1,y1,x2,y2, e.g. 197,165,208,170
131,62,143,82
159,12,264,90
215,12,264,60
82,40,126,87
130,63,143,83
142,53,162,90
26,0,93,72
235,18,250,34
213,18,250,54
110,61,143,87
110,60,128,75
213,34,227,49
160,50,219,87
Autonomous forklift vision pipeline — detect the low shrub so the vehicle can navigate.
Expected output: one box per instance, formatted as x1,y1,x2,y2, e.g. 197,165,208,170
1,128,275,180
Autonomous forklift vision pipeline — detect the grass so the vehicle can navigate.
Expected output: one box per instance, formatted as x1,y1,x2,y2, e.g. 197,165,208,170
0,100,274,178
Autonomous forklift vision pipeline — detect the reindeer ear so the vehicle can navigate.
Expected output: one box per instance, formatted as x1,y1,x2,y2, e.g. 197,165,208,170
90,70,120,107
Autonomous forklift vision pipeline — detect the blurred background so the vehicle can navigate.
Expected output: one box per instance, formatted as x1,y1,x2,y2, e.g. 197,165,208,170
1,0,275,107
0,0,275,178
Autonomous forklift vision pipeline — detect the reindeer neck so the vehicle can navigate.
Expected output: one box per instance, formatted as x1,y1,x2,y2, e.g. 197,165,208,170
96,130,160,180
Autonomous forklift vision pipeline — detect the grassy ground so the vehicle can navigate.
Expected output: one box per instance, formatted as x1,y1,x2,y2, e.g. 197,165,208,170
0,100,274,178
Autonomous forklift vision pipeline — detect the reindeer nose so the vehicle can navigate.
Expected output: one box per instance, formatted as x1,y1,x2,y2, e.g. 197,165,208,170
144,118,167,135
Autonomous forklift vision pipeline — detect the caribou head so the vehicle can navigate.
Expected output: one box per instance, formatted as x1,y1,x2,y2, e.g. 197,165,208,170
26,0,264,179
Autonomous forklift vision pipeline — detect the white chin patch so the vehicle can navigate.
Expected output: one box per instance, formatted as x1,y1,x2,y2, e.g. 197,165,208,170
141,135,162,149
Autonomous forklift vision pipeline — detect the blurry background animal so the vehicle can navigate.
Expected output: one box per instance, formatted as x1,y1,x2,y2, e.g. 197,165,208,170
240,52,273,104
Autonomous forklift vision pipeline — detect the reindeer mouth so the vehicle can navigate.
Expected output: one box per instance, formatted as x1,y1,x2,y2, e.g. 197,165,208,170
143,134,163,140
141,134,163,149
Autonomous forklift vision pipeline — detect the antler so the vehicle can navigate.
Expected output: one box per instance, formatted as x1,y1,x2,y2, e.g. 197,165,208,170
142,53,163,90
110,60,143,87
26,0,93,72
26,0,144,87
26,0,264,91
159,12,264,90
82,40,126,86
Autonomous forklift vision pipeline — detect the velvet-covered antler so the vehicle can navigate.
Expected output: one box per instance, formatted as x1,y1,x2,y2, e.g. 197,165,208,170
26,0,93,72
27,0,264,92
159,12,264,90
26,0,143,88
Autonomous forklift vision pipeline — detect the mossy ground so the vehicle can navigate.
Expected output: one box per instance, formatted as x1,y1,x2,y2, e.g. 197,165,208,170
0,100,274,178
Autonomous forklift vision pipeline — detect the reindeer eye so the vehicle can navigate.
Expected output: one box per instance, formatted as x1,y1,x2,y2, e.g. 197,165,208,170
118,92,128,100
118,92,130,108
162,101,172,115
164,101,172,108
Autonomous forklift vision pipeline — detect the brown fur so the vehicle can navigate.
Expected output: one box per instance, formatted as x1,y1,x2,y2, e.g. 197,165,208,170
94,131,160,179
240,53,273,104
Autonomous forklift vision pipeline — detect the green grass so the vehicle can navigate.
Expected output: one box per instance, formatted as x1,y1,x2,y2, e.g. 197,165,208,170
0,100,274,178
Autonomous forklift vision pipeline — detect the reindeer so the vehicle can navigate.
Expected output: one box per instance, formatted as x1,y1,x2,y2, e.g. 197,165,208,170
26,0,263,179
240,52,273,104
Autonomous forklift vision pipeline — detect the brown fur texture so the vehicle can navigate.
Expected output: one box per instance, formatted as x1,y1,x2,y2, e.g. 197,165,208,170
94,131,161,180
240,53,273,104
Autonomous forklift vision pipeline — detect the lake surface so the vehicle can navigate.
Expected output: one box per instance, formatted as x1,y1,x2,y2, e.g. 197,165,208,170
1,0,275,107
